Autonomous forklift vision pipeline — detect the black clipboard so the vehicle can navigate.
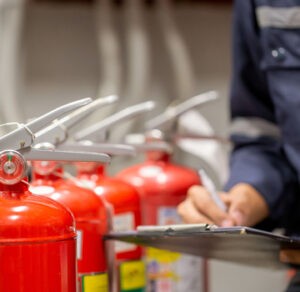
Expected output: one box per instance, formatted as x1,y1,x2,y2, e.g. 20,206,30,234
105,224,300,269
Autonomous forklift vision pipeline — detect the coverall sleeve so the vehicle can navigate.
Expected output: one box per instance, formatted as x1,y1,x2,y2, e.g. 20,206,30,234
224,0,298,226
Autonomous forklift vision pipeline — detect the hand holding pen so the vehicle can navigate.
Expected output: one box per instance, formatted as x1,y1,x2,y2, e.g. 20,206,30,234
198,169,227,212
177,169,270,227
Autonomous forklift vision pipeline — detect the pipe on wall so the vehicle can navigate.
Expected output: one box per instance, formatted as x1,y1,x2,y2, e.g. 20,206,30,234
0,0,26,127
156,0,196,100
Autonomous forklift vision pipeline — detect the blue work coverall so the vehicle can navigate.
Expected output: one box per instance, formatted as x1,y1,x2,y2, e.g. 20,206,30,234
226,0,300,233
225,1,300,290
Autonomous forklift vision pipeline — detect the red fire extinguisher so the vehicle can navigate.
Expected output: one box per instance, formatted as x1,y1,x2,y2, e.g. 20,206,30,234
74,145,145,292
69,101,156,292
27,96,120,292
116,92,218,292
0,98,93,292
29,144,112,292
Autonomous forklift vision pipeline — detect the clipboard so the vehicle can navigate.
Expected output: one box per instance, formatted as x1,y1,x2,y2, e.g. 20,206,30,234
105,224,300,269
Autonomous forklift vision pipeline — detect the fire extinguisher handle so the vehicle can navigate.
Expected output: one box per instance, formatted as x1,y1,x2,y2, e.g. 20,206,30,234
74,101,156,142
57,142,136,157
19,147,111,164
34,95,119,145
0,98,92,151
145,91,218,131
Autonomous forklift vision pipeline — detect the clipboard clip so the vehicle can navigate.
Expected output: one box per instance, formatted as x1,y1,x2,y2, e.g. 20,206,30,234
137,223,218,235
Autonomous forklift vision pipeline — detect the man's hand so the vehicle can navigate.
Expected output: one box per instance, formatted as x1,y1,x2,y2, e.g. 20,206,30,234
280,249,300,265
177,183,270,227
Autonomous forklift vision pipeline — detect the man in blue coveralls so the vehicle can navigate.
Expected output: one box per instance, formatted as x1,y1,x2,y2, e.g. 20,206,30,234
178,1,300,290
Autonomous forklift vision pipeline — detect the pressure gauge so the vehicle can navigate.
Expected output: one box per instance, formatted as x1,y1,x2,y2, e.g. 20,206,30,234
0,150,27,185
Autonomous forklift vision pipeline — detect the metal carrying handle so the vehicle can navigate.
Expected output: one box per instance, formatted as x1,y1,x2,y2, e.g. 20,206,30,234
34,95,119,145
145,91,218,131
0,98,92,151
74,101,155,142
20,147,111,164
57,142,136,157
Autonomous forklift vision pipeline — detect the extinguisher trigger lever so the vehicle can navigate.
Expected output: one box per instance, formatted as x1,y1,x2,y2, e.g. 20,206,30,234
34,95,119,146
19,147,111,164
0,98,92,151
145,91,218,131
57,142,136,157
74,101,156,142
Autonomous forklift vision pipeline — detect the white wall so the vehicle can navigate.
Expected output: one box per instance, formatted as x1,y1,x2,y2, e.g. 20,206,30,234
21,2,230,133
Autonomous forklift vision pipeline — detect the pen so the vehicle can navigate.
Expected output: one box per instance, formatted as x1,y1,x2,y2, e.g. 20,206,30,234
198,168,227,212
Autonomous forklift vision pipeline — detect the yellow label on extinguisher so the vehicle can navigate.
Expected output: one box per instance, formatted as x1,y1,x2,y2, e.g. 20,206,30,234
120,260,146,291
82,273,108,292
146,247,181,263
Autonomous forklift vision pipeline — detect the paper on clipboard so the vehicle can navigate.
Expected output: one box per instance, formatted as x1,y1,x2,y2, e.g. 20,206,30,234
105,224,300,269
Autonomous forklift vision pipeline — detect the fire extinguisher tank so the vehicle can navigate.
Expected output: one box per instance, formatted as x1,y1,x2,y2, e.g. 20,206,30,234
76,158,146,292
0,181,77,292
30,167,111,290
117,147,203,292
77,163,142,260
116,92,218,292
117,92,217,226
0,98,98,292
117,152,200,225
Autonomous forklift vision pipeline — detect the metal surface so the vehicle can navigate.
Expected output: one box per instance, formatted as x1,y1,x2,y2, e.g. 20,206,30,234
145,91,218,131
58,142,136,156
0,98,92,151
106,225,300,269
34,95,118,145
20,147,111,163
0,96,112,172
74,101,155,142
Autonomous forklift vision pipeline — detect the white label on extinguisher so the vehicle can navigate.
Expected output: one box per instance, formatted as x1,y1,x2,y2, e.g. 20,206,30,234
158,207,181,225
145,207,203,292
76,230,83,260
113,212,136,253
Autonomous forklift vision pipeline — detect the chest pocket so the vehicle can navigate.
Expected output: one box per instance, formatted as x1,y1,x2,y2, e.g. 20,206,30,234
255,4,300,146
256,5,300,70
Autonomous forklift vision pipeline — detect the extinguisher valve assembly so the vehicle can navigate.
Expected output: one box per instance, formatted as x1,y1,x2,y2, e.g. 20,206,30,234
0,98,113,185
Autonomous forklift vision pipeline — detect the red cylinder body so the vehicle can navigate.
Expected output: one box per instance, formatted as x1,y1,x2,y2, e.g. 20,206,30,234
117,152,200,225
30,167,110,292
117,151,205,292
0,180,77,292
76,163,146,292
